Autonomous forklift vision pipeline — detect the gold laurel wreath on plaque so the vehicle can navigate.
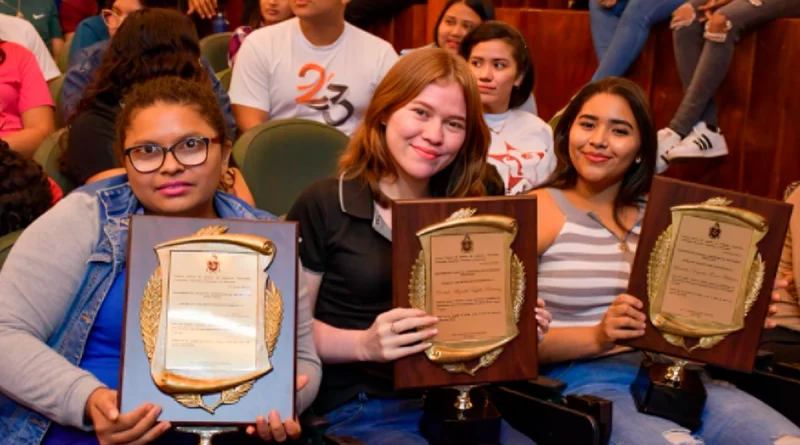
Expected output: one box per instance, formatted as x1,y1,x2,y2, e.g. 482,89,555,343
409,209,526,376
647,197,765,352
140,225,283,414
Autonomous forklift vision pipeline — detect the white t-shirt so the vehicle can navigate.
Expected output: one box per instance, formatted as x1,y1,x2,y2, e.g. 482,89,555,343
0,14,60,81
229,18,398,136
485,108,555,195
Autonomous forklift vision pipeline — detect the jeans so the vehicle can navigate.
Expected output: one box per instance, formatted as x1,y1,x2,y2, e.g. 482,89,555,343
669,0,800,135
542,352,800,444
589,0,685,81
325,393,536,444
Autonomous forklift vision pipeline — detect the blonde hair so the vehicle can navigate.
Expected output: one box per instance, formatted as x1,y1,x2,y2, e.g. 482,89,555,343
339,48,490,206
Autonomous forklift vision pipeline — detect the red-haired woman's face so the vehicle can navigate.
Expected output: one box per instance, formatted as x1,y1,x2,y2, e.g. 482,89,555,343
384,81,467,186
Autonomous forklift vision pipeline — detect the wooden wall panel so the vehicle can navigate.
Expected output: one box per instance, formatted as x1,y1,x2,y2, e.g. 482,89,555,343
368,5,430,53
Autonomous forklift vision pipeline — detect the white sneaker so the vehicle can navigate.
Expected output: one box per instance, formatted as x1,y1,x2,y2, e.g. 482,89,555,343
656,127,682,174
666,122,729,161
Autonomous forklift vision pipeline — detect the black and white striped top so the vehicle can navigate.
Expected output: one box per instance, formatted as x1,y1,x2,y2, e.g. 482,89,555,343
539,188,646,327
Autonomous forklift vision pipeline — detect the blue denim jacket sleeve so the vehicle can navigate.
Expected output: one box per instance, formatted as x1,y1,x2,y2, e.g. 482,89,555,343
61,43,107,122
201,57,237,139
68,17,109,67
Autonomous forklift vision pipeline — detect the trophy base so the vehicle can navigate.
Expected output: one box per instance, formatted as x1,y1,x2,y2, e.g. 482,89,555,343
630,358,707,431
420,387,502,445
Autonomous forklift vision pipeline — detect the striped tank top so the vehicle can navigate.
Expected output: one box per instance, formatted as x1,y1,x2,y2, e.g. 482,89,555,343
539,188,646,327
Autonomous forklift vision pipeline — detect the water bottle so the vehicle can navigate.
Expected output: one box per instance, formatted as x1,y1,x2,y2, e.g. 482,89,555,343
211,11,229,34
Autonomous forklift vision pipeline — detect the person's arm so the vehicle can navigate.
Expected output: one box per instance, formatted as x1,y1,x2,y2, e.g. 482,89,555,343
228,36,273,134
49,3,65,59
4,106,55,158
295,268,322,412
51,38,65,60
0,192,105,429
19,18,60,81
187,0,217,19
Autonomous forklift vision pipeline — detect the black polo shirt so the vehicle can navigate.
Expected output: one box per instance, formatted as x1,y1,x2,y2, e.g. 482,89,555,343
286,174,398,414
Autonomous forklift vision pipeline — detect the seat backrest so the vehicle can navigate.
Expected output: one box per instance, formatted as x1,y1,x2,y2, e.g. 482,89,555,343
0,229,23,271
48,75,65,128
233,119,349,216
33,128,75,195
199,32,233,74
217,68,232,92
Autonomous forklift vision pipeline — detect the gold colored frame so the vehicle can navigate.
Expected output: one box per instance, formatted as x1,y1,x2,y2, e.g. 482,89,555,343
408,208,526,376
140,225,283,413
648,198,766,352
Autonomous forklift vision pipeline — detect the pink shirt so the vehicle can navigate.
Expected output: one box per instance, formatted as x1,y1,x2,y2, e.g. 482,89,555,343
0,41,53,137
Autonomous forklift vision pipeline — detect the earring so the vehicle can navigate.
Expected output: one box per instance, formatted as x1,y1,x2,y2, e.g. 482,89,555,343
635,156,642,164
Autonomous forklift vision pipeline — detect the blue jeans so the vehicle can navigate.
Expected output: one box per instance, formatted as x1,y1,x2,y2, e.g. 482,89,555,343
543,352,800,444
589,0,684,81
325,393,535,444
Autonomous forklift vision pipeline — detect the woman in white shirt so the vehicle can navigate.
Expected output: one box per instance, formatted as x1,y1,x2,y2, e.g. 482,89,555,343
461,21,554,195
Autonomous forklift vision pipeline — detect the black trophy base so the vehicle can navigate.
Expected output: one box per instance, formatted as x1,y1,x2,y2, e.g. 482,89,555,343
630,358,707,431
420,387,502,445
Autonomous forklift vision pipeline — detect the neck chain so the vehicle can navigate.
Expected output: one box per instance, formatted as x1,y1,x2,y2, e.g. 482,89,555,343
489,115,509,135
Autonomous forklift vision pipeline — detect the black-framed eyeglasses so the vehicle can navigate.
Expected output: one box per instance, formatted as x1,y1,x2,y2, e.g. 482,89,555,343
124,136,220,173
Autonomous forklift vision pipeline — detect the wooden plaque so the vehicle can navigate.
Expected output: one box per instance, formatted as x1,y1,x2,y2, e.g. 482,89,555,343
120,215,298,425
623,177,791,372
392,196,538,390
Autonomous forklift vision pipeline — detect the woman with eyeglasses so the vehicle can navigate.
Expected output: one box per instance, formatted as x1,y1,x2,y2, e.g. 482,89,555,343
0,76,321,445
0,39,56,158
61,8,253,204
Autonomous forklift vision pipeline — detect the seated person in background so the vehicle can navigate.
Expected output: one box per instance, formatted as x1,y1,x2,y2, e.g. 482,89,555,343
228,0,294,67
345,0,418,30
0,14,61,82
411,0,538,115
60,0,100,42
0,140,56,238
61,8,253,204
229,0,398,137
68,1,110,64
532,76,799,444
589,0,683,82
762,181,800,363
286,48,550,444
62,0,235,137
657,0,800,173
0,40,56,158
461,21,554,195
0,76,320,445
0,0,64,59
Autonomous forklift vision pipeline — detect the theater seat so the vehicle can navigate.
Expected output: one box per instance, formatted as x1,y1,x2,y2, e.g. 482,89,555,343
232,119,348,216
217,68,232,92
199,32,233,74
0,229,23,271
33,129,75,195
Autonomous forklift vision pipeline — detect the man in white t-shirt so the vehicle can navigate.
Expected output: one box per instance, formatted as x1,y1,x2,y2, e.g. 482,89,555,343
0,13,60,82
229,0,398,137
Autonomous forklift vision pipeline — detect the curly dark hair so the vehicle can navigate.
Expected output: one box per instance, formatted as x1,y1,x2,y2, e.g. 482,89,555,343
73,8,207,117
60,8,209,184
0,140,53,237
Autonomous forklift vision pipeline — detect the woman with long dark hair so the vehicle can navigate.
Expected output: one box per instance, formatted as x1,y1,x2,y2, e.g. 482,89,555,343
227,0,293,67
531,77,800,443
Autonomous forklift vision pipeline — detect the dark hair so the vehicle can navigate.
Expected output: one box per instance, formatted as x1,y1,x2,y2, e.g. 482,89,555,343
0,140,53,237
460,21,534,110
432,0,494,46
114,76,232,188
540,77,656,230
241,0,262,28
73,8,206,117
0,39,5,66
60,8,208,183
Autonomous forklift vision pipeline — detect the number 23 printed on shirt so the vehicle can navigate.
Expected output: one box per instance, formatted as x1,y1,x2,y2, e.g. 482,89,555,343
295,63,354,127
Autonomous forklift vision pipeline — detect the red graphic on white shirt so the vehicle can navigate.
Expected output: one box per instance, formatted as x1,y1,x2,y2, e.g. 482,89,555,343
295,63,354,127
488,142,545,193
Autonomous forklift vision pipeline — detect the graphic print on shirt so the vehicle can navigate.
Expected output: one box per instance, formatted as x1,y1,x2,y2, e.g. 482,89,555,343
295,63,354,127
488,141,546,195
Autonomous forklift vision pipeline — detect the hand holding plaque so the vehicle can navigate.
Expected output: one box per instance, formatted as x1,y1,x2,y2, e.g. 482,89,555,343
624,177,792,430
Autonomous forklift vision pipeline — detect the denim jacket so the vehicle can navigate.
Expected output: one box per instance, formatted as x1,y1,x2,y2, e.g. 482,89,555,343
0,175,274,444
